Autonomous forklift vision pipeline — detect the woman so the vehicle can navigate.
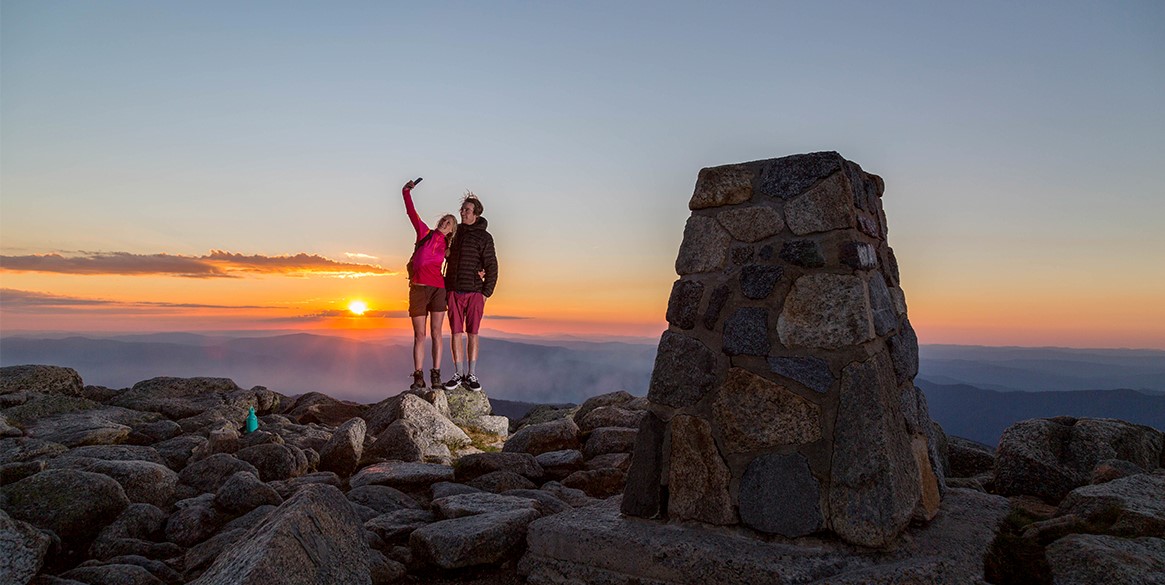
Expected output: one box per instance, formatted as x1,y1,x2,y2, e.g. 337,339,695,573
402,179,457,390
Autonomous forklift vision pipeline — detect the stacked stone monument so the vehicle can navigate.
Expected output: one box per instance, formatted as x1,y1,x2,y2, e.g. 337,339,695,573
622,151,942,547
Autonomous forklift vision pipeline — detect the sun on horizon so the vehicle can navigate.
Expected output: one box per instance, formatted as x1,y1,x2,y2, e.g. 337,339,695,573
347,300,368,316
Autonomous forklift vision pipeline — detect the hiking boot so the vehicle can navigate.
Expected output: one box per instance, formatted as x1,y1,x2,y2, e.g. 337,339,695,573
442,373,464,391
465,373,482,392
410,370,425,390
430,368,442,389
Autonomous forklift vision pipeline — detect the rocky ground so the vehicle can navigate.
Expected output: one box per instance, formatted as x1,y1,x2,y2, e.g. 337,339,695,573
2,364,1163,585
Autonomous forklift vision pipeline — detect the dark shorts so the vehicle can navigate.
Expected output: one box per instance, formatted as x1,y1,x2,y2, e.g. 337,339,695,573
409,284,447,317
447,291,485,334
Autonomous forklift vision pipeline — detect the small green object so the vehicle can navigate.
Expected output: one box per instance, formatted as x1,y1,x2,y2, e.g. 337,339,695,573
245,406,258,433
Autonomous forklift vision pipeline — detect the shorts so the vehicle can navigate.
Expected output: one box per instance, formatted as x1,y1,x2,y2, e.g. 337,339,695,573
447,291,485,334
408,284,447,317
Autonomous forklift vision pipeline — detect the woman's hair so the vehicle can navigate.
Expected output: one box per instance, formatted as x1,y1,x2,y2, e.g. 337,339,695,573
438,214,457,256
463,191,483,215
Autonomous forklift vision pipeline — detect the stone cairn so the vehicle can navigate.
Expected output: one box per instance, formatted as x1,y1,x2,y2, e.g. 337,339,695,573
622,151,942,547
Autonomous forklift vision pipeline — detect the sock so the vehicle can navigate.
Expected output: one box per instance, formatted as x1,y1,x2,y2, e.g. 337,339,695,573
469,359,476,375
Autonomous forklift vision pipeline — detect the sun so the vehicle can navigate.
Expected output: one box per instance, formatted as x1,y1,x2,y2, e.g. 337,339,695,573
347,300,368,316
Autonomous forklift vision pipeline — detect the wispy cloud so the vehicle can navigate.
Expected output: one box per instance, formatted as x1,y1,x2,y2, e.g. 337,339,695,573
345,252,379,260
0,289,281,311
0,250,394,278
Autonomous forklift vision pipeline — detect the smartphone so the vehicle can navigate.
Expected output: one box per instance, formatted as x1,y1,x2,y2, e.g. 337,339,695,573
414,177,424,185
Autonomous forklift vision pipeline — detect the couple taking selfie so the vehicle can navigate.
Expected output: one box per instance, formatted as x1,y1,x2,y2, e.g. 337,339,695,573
401,178,498,393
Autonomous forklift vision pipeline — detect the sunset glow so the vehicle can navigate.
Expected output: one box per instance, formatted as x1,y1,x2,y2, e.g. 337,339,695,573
348,300,368,316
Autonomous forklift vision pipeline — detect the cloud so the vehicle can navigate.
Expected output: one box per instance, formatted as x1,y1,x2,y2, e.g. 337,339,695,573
0,250,395,278
345,252,379,260
0,289,281,311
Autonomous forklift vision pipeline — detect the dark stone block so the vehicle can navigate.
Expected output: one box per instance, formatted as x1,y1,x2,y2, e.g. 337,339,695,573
740,265,783,300
882,247,900,285
779,240,825,268
868,276,898,337
845,160,880,213
702,284,730,330
888,319,919,385
758,244,774,260
857,215,880,239
840,242,877,270
757,152,844,200
648,332,720,408
620,411,666,518
731,246,754,265
723,308,770,356
768,356,834,394
666,279,704,330
739,453,822,537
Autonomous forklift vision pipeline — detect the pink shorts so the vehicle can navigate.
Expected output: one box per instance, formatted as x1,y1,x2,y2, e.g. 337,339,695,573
447,291,485,334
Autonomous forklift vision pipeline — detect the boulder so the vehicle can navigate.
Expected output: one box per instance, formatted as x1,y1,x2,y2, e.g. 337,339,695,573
90,504,179,561
364,509,436,545
0,365,84,396
2,469,129,541
317,417,366,477
350,461,455,491
190,484,370,585
576,406,644,433
214,471,283,515
283,392,366,426
562,468,627,500
165,494,223,547
947,435,995,478
342,487,416,516
110,377,243,420
0,508,51,585
184,528,247,579
1046,534,1165,585
445,386,492,426
234,443,307,482
573,391,635,423
1090,459,1145,484
535,449,584,480
154,434,206,471
431,492,542,519
409,508,541,569
455,452,543,482
586,453,632,471
178,453,259,494
582,427,638,459
502,489,574,516
513,404,578,431
23,406,154,447
365,418,450,464
62,445,167,466
502,417,581,456
60,563,164,585
268,471,342,499
1056,471,1165,537
995,417,1164,502
467,470,538,494
46,457,177,509
396,393,471,448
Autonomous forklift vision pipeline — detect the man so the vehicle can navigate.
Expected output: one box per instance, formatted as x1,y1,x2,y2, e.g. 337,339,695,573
443,192,498,392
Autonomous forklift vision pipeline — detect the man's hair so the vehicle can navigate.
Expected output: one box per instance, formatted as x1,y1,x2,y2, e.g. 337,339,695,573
463,191,483,216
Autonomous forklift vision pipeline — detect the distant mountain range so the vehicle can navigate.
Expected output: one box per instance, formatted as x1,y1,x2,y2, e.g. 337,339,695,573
2,333,1162,446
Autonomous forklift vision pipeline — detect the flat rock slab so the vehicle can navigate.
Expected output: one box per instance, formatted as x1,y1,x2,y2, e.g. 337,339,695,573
519,488,1007,585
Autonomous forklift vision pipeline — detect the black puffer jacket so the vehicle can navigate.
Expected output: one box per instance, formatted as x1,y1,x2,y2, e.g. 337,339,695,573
445,217,498,297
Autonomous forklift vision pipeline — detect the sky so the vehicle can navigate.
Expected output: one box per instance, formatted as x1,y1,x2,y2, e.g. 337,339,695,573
2,1,1164,348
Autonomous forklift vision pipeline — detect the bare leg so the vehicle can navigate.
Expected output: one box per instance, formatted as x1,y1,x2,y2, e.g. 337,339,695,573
410,315,427,372
429,311,445,369
467,333,480,363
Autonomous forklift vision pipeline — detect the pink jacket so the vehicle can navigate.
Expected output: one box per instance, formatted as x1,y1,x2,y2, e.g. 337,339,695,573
403,187,448,289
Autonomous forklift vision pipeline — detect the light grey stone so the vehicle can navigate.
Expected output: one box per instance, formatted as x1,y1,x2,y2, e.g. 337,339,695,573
675,216,731,275
0,365,84,396
784,171,855,235
778,273,873,349
828,352,919,547
712,368,821,455
689,163,755,210
1057,472,1165,536
110,377,241,420
868,275,898,337
47,457,177,508
716,205,784,242
576,406,645,433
